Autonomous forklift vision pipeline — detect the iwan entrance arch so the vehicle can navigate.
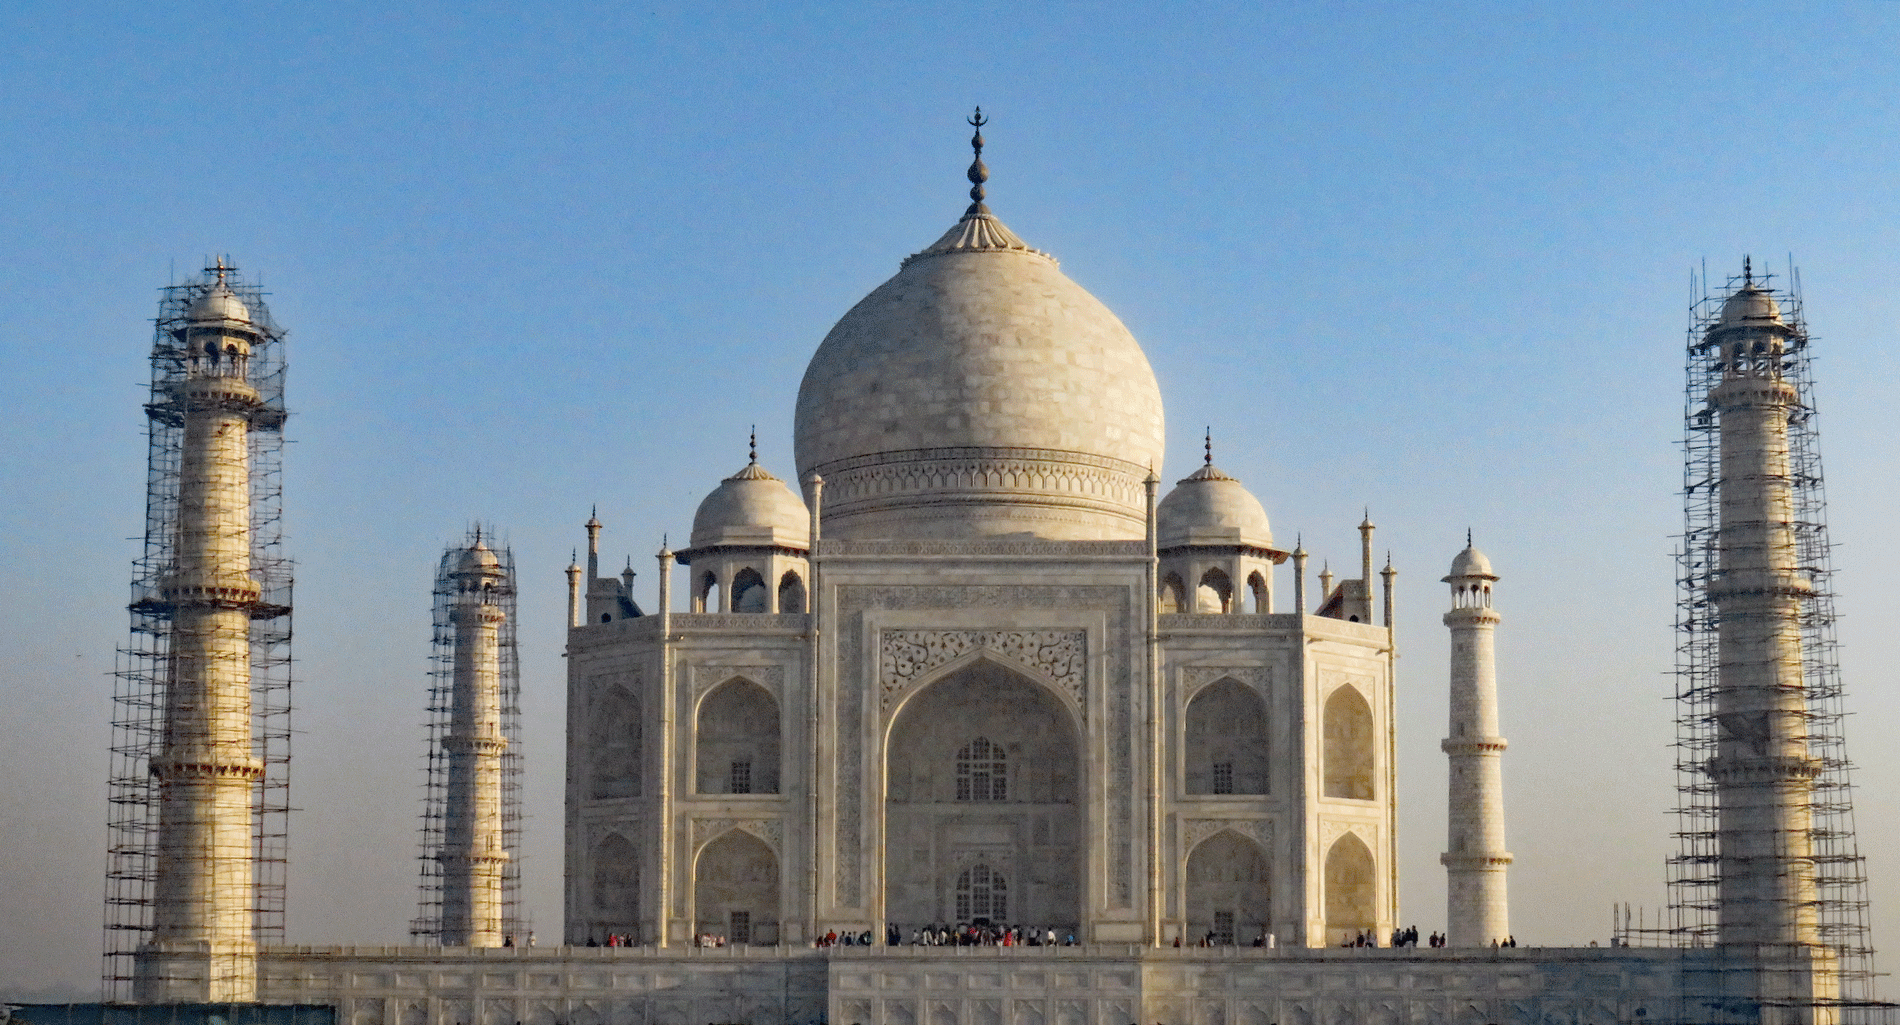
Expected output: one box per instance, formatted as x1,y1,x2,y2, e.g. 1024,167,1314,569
879,654,1084,936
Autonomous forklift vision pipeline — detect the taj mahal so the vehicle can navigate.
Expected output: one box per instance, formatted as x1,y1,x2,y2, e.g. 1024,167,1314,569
90,115,1881,1025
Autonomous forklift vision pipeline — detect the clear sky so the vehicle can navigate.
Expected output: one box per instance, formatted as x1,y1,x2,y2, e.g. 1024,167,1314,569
3,0,1899,996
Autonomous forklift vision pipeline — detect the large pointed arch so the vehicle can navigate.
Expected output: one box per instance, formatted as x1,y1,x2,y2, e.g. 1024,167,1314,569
884,658,1081,934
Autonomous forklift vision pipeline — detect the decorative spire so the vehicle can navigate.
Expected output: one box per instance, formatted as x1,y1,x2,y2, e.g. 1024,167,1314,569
1743,255,1753,287
207,255,230,284
1467,527,1473,547
1204,427,1213,467
965,107,989,216
749,425,758,465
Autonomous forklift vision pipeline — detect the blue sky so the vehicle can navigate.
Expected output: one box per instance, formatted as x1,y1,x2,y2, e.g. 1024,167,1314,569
3,1,1899,994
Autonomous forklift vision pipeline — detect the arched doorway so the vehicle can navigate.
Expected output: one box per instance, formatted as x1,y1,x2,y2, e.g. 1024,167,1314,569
1185,831,1270,946
1323,832,1375,945
885,659,1080,932
694,830,779,944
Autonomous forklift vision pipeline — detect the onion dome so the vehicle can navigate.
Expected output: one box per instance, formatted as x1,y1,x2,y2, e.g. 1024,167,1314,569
1444,540,1497,582
457,539,502,574
1155,442,1273,551
689,451,811,550
792,112,1164,541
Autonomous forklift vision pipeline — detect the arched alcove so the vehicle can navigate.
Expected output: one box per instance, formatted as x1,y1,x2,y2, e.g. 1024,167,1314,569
1323,832,1376,945
885,659,1080,931
592,833,639,943
695,572,720,613
696,678,779,794
1184,678,1268,795
1185,831,1270,945
1323,685,1375,801
1246,571,1268,614
1197,568,1233,613
588,685,640,800
694,830,778,944
777,570,806,613
731,568,768,613
1160,573,1187,614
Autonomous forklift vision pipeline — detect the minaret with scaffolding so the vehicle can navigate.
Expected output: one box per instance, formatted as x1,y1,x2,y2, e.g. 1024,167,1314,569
1673,259,1875,1023
414,529,523,947
106,260,293,1002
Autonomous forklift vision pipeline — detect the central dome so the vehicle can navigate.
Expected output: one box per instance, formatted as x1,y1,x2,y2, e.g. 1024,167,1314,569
794,207,1166,541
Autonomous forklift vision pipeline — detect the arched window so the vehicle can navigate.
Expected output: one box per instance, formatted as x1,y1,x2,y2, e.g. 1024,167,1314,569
696,679,779,794
731,568,767,613
1184,678,1268,795
955,864,1007,923
589,685,641,799
1159,573,1187,614
695,572,719,613
956,737,1007,802
1323,686,1375,801
1247,571,1268,614
1197,568,1233,613
777,570,806,614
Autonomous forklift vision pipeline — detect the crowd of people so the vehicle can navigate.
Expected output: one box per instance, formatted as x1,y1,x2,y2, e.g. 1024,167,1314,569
583,925,1523,950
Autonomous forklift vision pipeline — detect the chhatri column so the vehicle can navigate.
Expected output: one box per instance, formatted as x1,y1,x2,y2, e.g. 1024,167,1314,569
438,536,511,946
1440,537,1511,947
140,266,266,1002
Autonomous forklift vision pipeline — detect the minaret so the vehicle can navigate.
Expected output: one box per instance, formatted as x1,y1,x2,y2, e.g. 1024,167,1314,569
133,261,278,1002
1702,265,1821,955
436,531,512,947
1440,535,1511,947
565,551,583,628
1291,536,1308,614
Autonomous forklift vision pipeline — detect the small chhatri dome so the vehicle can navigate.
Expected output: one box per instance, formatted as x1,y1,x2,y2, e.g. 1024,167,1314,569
1444,536,1497,582
689,441,811,550
794,110,1166,541
186,257,253,325
1155,433,1274,550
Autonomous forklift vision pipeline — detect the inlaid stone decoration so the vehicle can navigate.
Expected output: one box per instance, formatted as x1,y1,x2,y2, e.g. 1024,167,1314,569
879,630,1086,716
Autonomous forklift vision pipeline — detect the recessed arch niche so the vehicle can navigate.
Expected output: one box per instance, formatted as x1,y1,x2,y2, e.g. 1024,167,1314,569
884,658,1080,931
693,830,778,944
1323,831,1376,945
1184,677,1268,795
1185,830,1270,945
696,678,779,794
1323,685,1375,801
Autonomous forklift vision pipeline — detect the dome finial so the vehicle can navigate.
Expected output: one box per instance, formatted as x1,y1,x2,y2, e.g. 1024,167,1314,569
965,106,990,217
749,425,758,465
1467,527,1473,546
1743,255,1753,287
1204,427,1213,467
207,255,230,285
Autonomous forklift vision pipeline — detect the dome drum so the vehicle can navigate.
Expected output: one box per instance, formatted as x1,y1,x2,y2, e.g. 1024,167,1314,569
812,445,1153,541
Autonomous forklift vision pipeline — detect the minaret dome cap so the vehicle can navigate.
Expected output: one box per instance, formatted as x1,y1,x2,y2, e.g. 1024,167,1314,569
1716,285,1784,329
187,281,253,326
1443,544,1497,582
